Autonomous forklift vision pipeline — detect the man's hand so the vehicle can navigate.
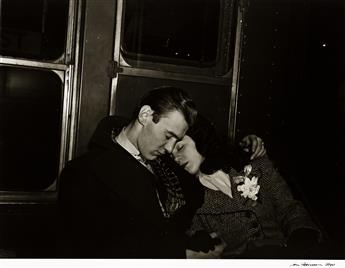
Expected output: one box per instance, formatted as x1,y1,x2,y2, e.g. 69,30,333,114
239,134,266,160
172,135,205,175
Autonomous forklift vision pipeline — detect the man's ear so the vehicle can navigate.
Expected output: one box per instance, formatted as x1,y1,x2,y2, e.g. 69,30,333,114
138,105,153,125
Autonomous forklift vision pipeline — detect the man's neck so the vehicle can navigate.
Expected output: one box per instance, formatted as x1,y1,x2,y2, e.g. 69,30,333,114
123,121,140,152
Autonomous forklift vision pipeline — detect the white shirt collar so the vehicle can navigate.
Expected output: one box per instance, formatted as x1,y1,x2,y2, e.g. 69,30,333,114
115,127,154,174
115,127,141,158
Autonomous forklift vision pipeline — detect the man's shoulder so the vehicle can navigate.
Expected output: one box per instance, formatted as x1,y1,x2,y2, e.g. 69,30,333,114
89,115,130,149
66,142,127,168
59,145,136,192
61,150,102,177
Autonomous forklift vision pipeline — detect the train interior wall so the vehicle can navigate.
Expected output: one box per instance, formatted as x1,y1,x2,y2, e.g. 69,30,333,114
236,0,345,256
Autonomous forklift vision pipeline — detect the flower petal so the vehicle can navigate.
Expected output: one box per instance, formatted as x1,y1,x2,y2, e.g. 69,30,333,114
244,165,252,176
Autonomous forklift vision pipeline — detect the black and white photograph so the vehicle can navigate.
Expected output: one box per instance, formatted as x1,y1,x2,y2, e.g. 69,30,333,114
0,0,344,267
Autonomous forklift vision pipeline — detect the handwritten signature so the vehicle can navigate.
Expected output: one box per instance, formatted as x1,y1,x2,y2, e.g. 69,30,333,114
290,263,336,267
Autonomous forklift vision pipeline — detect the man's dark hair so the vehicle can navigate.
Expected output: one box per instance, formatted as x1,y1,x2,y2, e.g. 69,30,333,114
132,86,197,127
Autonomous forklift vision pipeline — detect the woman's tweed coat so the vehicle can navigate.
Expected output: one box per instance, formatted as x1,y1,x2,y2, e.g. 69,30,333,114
187,115,321,257
189,155,321,257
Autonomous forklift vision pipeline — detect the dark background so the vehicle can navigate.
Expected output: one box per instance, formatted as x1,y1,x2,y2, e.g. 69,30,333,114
236,0,345,256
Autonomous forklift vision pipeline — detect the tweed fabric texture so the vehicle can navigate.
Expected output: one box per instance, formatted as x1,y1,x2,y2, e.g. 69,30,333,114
190,155,321,257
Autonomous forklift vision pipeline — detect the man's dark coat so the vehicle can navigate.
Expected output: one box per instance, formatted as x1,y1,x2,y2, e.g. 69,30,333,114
57,116,203,258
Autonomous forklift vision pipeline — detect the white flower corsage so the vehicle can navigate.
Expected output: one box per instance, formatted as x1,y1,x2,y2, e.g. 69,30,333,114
233,164,260,201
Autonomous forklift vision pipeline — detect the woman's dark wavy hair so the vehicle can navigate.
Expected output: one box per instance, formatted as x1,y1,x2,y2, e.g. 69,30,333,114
132,86,197,127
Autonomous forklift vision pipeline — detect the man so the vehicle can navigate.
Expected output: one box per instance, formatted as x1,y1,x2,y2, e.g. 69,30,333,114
172,115,322,258
57,86,208,258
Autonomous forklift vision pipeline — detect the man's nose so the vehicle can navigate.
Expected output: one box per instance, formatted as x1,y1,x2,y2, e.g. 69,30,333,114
163,139,175,154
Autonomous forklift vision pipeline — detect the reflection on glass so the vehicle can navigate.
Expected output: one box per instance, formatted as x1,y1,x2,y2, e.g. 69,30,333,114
122,0,220,66
0,0,69,61
0,66,62,190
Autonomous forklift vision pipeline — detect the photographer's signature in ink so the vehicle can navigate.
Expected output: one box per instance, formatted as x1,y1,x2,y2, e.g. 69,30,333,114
290,262,336,267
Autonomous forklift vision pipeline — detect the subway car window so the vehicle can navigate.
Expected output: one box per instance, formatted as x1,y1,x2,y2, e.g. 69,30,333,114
0,0,69,61
0,66,62,190
122,0,220,67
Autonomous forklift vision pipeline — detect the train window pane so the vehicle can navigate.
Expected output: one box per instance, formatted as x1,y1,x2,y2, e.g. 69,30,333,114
0,66,62,191
0,0,69,61
122,0,220,67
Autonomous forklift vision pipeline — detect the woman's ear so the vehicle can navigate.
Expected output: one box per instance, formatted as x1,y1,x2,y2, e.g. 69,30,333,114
138,105,153,125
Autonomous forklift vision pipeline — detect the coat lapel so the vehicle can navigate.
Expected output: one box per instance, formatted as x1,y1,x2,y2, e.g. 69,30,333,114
89,143,166,225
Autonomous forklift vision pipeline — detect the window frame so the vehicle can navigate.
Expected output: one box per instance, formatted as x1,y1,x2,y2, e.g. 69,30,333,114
116,0,238,78
0,0,82,204
110,0,239,116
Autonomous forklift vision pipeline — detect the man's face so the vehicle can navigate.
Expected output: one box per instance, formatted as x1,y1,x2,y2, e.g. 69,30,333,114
137,110,188,160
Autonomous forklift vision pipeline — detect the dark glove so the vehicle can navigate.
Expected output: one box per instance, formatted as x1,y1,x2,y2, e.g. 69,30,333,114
186,230,222,253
